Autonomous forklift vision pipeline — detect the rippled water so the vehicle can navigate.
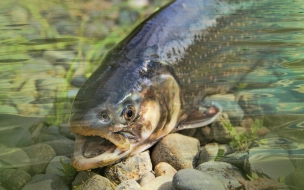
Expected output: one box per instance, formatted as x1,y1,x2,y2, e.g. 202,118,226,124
0,0,304,189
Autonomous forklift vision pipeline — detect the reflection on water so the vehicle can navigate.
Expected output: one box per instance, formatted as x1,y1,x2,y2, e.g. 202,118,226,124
0,0,304,189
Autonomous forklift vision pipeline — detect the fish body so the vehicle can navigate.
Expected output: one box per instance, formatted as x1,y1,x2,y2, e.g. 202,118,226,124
70,0,260,170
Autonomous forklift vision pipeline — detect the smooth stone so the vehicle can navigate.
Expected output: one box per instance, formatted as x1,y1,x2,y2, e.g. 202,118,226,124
105,151,152,184
196,143,219,165
138,172,155,187
210,113,233,144
115,180,141,190
219,151,249,169
140,176,173,190
196,161,246,189
59,123,75,140
45,156,77,184
244,146,295,180
178,126,213,145
71,75,87,87
0,169,31,190
151,133,200,170
22,144,56,175
172,169,225,190
72,171,98,188
154,162,177,177
0,145,31,172
43,139,75,158
22,173,69,190
80,175,114,190
0,127,33,147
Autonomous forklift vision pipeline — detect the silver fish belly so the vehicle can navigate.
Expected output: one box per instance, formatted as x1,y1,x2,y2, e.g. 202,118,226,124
69,0,259,170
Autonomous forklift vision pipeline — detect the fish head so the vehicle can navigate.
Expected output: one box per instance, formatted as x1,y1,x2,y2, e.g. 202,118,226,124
69,59,182,170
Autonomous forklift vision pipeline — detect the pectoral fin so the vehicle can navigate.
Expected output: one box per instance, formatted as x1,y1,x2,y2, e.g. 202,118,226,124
177,101,223,130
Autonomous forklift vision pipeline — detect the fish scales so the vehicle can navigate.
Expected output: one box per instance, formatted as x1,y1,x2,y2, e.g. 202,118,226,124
70,0,268,170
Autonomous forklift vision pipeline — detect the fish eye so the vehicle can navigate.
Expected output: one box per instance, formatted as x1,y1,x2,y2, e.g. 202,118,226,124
99,111,110,122
123,105,136,122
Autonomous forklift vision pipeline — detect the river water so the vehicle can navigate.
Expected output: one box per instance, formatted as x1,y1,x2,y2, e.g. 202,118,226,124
0,0,303,189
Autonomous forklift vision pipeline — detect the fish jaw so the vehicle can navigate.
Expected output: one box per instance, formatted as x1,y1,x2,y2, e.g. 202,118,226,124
70,74,182,170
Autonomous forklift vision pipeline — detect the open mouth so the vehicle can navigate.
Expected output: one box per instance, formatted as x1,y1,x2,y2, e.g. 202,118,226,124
82,136,116,158
72,132,137,170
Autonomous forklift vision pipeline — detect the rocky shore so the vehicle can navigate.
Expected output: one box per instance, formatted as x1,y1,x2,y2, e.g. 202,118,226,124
0,0,303,189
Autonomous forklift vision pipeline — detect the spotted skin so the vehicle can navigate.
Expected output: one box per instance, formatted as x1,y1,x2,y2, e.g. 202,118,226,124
69,0,271,170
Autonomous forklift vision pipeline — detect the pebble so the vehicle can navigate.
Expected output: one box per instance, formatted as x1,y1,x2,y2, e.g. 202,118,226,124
151,133,200,170
154,162,177,177
59,123,75,140
115,180,141,190
0,169,31,190
22,173,69,190
43,139,75,158
210,113,233,144
80,175,115,190
72,171,98,188
196,143,219,165
138,172,155,187
244,146,295,180
140,176,173,190
178,126,213,145
45,156,77,184
0,146,31,172
105,150,152,184
0,127,33,147
172,169,225,190
196,161,246,189
22,144,56,175
71,75,87,87
219,151,249,169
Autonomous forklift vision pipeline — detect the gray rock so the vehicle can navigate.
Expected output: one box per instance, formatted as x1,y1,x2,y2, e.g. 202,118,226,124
0,169,31,190
138,172,155,187
172,169,225,190
80,175,114,190
72,171,98,188
210,113,233,144
196,143,219,165
0,146,31,172
178,126,213,145
22,173,69,190
43,139,75,158
154,162,177,177
0,127,33,147
115,180,141,190
59,123,75,140
244,146,295,180
105,151,152,184
219,151,249,169
71,75,87,87
22,144,56,175
140,176,173,190
151,133,200,170
196,161,246,189
45,156,77,184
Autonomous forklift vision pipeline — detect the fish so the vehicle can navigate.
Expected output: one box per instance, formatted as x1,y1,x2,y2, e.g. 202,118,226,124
69,0,267,170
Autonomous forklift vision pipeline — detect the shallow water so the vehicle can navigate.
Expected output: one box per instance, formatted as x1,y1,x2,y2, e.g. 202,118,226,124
0,0,304,189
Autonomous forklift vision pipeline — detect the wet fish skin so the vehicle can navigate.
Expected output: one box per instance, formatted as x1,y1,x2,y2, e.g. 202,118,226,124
70,0,259,170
